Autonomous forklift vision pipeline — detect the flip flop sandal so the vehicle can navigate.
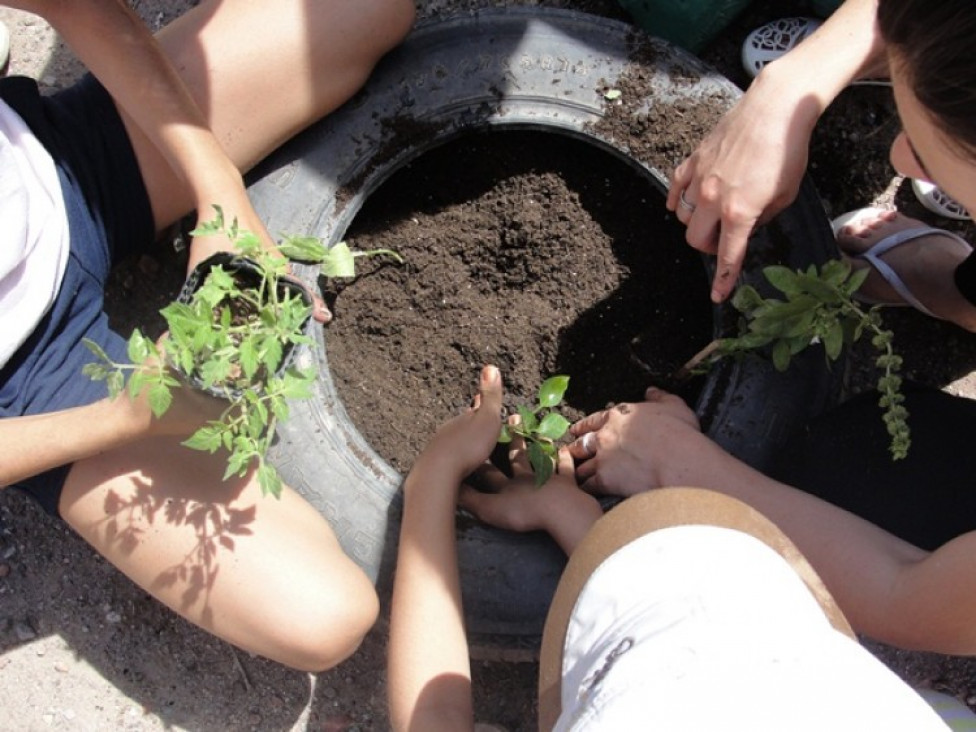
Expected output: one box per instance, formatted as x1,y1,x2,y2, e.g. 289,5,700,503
912,179,971,221
831,207,972,318
741,17,821,78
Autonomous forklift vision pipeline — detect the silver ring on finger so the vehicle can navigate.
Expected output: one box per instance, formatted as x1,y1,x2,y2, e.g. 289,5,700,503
679,189,697,212
581,431,597,458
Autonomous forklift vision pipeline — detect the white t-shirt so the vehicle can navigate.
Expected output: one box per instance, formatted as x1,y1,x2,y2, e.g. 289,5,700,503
0,98,70,368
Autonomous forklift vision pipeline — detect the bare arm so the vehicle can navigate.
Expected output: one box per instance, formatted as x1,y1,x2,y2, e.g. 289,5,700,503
8,0,269,264
571,389,976,655
388,366,504,732
667,0,886,302
0,383,220,488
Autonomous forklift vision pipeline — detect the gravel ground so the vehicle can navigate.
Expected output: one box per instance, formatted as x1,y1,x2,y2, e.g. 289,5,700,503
2,1,976,731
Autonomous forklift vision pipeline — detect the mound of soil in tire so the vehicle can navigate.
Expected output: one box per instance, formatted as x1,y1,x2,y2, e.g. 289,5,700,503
326,129,713,473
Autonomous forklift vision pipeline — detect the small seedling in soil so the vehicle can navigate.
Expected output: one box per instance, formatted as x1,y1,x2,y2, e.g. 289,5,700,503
498,375,572,487
678,260,910,460
83,206,402,498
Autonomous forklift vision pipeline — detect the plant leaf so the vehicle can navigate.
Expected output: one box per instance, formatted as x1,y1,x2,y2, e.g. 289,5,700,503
772,339,791,372
730,285,763,313
536,413,570,441
516,405,538,432
184,424,224,453
528,441,554,488
106,370,125,399
320,242,357,278
126,331,153,364
258,462,283,498
763,266,802,295
538,375,570,408
82,337,113,364
278,235,328,263
823,320,844,360
147,381,174,417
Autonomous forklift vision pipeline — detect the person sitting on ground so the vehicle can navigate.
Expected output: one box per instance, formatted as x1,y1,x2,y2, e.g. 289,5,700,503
387,365,956,731
0,0,414,671
667,0,976,333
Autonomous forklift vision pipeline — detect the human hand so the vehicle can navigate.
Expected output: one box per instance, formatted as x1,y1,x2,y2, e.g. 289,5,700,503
188,195,332,323
567,387,703,496
459,422,602,554
411,365,504,485
665,80,818,303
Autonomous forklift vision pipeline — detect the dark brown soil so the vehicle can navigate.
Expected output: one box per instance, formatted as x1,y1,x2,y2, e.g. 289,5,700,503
327,129,712,473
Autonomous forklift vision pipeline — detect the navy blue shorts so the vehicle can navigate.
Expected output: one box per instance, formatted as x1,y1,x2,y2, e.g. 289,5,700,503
0,75,155,516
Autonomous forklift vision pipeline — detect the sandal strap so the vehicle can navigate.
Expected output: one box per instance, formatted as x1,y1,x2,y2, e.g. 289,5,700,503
855,226,972,318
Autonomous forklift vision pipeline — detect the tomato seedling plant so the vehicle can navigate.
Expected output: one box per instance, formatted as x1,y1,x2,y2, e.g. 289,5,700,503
83,206,402,498
498,375,572,487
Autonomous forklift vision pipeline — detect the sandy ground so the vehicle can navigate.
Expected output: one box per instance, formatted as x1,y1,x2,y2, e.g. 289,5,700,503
3,1,976,731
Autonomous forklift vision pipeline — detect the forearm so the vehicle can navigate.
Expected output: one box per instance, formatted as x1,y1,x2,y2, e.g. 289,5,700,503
755,0,884,122
0,398,147,488
388,458,474,732
544,490,603,556
655,431,930,646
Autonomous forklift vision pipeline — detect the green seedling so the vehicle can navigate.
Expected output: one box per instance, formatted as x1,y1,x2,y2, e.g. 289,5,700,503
680,260,909,460
83,206,402,498
498,375,572,487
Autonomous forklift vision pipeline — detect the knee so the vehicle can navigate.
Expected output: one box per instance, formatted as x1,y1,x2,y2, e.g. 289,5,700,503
269,567,380,672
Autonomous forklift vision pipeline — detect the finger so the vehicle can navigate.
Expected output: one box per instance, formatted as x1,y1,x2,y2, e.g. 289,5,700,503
459,484,492,517
311,294,332,324
666,159,694,212
476,365,503,418
569,409,610,437
575,454,599,484
644,387,700,428
644,386,681,403
468,463,509,493
683,202,721,255
578,471,605,496
566,431,598,461
555,446,575,475
459,484,517,528
507,417,533,477
710,216,755,303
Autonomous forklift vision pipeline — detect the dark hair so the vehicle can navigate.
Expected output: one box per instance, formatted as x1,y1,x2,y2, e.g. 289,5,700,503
878,0,976,161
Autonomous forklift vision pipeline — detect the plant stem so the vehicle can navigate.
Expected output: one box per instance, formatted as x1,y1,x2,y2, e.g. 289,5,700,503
672,339,722,383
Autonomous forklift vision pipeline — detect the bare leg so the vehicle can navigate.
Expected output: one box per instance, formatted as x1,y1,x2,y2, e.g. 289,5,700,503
124,0,415,231
59,437,379,671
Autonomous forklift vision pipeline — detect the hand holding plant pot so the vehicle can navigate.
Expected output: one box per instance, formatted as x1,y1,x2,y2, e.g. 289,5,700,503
83,206,402,498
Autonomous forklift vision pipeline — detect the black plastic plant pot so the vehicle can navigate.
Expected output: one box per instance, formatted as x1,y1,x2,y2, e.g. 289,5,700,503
174,251,313,400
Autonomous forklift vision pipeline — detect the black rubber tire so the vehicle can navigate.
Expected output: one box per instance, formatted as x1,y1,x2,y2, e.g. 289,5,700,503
250,8,842,642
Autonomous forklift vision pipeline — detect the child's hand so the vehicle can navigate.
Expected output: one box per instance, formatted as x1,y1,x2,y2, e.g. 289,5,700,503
412,365,504,483
459,419,602,554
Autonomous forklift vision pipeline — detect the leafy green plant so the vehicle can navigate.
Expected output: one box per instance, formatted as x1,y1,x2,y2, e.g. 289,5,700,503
683,260,910,460
83,206,402,497
498,375,572,487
